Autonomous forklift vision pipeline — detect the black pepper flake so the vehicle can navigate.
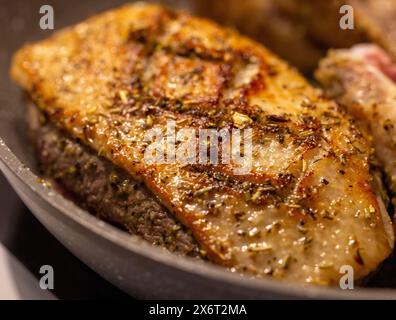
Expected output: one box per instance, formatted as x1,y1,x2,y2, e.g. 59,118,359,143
320,178,329,185
383,119,394,131
297,220,308,234
305,207,317,221
264,266,274,275
266,114,289,123
277,133,285,144
234,212,245,222
354,248,365,265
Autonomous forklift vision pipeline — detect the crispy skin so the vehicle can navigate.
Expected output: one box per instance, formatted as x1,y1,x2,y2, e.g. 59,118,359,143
11,3,393,284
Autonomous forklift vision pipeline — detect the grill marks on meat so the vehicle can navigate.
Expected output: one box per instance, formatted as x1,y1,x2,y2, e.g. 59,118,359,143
11,3,394,284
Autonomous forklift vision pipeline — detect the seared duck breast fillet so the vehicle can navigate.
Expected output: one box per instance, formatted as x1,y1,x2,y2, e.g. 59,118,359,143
11,3,393,285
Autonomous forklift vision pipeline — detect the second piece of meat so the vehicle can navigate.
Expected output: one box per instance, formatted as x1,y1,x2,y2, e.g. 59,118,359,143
316,44,396,231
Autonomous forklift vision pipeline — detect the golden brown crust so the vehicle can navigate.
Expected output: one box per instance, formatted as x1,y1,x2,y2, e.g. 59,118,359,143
11,3,393,285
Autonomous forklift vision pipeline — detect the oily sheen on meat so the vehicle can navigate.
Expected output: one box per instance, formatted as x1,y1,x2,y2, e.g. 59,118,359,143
11,3,394,285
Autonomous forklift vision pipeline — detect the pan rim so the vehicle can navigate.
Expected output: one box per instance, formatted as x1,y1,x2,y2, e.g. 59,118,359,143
1,137,396,300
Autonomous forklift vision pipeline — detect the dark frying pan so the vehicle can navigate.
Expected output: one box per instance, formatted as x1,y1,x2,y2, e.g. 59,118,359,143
1,0,396,299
